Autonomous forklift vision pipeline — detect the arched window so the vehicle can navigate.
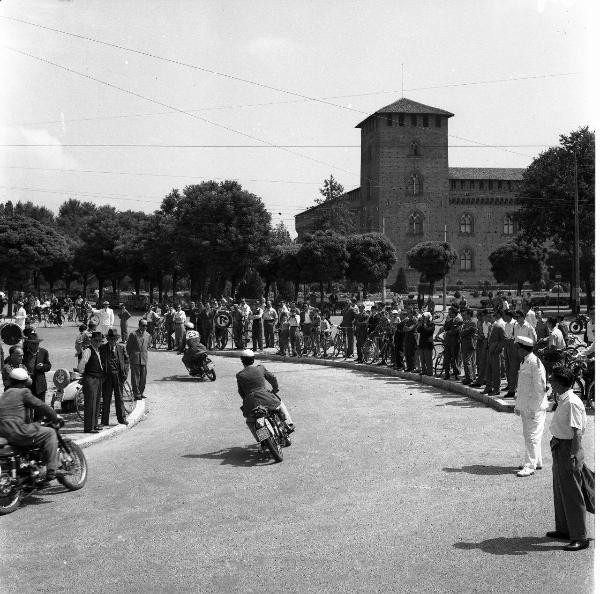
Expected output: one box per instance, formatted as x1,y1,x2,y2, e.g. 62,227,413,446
410,140,420,156
503,214,516,235
459,213,473,234
408,212,424,235
404,171,423,196
460,249,473,271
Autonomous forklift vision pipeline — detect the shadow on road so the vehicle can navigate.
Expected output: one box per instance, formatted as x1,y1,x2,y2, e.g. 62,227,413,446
158,375,205,383
182,446,274,467
436,399,486,409
454,536,565,555
442,465,517,475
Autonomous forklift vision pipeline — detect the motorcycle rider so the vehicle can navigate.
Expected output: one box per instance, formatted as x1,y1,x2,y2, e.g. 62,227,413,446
0,368,63,485
181,322,208,375
236,349,294,449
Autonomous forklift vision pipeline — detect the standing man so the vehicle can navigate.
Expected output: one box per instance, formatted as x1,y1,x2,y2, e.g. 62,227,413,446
484,310,506,396
340,301,356,359
14,301,27,330
126,319,151,400
90,301,115,336
99,329,130,427
288,306,300,357
472,310,491,388
547,366,590,551
262,301,277,349
459,309,477,385
354,304,370,363
117,303,131,345
173,304,187,354
417,312,435,376
231,303,244,349
22,333,52,421
502,309,518,398
164,305,175,350
438,307,462,380
514,336,548,477
77,331,104,433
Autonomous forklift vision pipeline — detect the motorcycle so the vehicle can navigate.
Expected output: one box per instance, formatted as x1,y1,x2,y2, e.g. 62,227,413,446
182,351,216,381
0,422,88,515
569,314,589,335
250,404,292,463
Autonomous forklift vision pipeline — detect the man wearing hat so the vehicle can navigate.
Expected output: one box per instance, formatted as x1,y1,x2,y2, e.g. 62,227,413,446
77,331,105,433
23,333,52,421
89,300,114,336
354,304,370,363
126,319,152,400
99,328,130,426
514,335,549,477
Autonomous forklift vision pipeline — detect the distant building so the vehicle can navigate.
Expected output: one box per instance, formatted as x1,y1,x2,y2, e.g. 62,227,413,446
295,97,525,285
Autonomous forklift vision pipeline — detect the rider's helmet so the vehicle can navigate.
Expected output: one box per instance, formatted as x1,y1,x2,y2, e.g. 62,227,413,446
240,349,255,365
8,367,32,387
185,322,194,329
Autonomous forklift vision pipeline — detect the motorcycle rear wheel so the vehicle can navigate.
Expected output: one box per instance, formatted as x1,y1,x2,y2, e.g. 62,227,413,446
0,487,21,515
263,437,283,463
206,369,216,381
569,320,583,334
57,439,88,490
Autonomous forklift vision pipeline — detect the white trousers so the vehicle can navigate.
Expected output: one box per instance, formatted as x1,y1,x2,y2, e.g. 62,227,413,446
520,410,546,469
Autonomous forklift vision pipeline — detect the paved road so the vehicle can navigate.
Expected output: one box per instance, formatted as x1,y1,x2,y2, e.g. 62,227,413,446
0,343,594,593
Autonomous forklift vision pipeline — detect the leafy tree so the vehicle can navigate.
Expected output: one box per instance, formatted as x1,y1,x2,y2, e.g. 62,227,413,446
517,127,595,308
276,244,302,300
488,239,545,294
311,203,357,235
390,267,408,294
271,220,292,246
0,201,55,226
0,215,70,313
297,231,349,302
406,241,458,295
315,175,345,205
346,233,397,287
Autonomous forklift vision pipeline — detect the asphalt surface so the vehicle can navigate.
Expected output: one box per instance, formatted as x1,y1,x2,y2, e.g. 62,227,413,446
0,324,595,593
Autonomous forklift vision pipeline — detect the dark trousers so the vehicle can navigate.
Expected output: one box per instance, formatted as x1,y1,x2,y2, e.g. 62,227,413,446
278,330,289,355
505,340,519,391
82,375,102,432
486,347,502,391
215,327,227,349
443,342,460,376
252,323,263,351
343,327,354,358
233,323,243,349
263,321,275,348
166,324,174,349
32,390,47,422
130,364,147,398
356,330,367,362
419,347,433,375
476,341,488,384
101,373,126,425
289,327,299,355
120,320,129,343
462,348,476,382
551,438,587,540
394,336,405,369
405,336,417,370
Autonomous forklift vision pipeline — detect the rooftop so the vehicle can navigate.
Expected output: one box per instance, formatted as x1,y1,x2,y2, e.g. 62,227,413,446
449,167,525,181
356,97,454,127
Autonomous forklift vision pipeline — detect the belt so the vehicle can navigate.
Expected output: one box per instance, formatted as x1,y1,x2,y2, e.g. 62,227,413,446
551,436,572,442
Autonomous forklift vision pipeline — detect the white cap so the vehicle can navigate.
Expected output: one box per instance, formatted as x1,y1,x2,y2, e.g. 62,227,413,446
9,368,29,381
241,349,255,358
185,322,194,329
516,336,534,347
422,312,432,320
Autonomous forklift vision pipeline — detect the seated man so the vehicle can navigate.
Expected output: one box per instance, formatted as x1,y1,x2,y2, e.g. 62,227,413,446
0,368,63,485
236,349,294,448
181,322,208,375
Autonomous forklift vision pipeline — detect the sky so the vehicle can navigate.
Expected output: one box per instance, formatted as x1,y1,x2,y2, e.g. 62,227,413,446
0,0,595,235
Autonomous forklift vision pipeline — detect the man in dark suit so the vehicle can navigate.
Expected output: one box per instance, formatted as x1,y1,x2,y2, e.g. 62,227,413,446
22,333,52,421
126,319,151,400
77,331,104,433
99,328,130,426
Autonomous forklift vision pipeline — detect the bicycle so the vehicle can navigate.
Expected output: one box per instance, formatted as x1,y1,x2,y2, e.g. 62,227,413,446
76,380,136,421
331,325,348,358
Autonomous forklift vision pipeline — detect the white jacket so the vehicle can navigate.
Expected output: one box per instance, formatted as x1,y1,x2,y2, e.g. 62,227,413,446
515,352,548,413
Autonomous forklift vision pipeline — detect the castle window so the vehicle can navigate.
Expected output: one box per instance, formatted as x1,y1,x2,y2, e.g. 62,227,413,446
489,180,494,190
459,213,473,235
460,180,465,190
497,180,502,190
460,250,473,271
451,180,457,190
410,140,419,156
411,114,417,127
423,115,429,127
469,180,475,190
435,115,442,127
387,115,393,126
479,180,484,190
408,212,424,235
503,214,516,235
507,181,512,191
399,114,405,126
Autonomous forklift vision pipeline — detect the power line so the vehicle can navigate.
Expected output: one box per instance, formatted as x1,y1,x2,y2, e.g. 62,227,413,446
2,44,357,177
0,143,550,148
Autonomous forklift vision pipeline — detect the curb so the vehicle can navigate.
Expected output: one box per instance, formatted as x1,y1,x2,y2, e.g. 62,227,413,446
71,399,147,448
208,349,515,413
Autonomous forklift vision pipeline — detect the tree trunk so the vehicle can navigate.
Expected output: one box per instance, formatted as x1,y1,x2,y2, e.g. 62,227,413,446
172,271,177,299
158,275,164,303
428,280,435,295
319,281,324,306
134,276,141,296
97,279,104,301
149,281,154,303
82,274,88,298
112,278,119,300
6,283,13,321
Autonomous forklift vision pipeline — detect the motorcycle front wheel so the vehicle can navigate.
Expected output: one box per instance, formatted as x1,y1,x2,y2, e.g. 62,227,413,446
206,368,216,381
0,486,21,515
569,320,583,334
57,439,88,490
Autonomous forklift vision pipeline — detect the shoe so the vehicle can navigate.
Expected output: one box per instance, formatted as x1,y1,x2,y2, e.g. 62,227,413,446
85,429,99,434
471,382,483,388
490,391,501,396
119,420,130,426
443,375,450,380
482,389,492,395
516,467,535,477
283,437,292,447
519,464,542,470
462,379,472,385
141,395,147,399
503,392,515,398
93,425,103,431
286,423,295,434
563,540,589,551
546,531,569,540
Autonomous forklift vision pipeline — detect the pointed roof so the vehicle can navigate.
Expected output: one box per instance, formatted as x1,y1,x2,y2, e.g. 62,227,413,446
356,97,454,127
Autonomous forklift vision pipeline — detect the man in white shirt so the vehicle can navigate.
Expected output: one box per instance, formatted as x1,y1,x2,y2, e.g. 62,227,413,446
525,304,536,329
502,310,518,397
89,301,114,336
514,336,548,476
546,317,566,350
547,366,590,551
262,301,278,348
14,301,27,330
239,298,251,319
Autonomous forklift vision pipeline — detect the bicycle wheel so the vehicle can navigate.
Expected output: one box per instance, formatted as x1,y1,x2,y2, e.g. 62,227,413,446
434,353,444,376
332,334,343,357
362,339,378,364
122,381,136,415
432,312,445,325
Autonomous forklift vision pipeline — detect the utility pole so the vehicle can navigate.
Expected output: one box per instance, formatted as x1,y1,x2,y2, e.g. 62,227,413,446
573,154,581,314
442,225,447,312
381,216,386,305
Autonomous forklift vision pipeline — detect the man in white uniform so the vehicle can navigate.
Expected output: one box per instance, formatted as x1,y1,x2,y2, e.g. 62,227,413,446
514,336,549,476
89,301,114,336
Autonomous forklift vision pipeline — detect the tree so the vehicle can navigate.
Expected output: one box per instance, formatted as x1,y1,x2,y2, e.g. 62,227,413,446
346,233,397,288
488,239,545,294
297,231,349,302
0,201,55,226
314,175,345,205
0,215,70,313
311,203,357,235
390,267,408,294
406,241,458,295
517,127,595,308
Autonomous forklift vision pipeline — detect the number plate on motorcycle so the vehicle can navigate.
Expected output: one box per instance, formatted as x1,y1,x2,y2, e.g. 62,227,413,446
255,427,271,441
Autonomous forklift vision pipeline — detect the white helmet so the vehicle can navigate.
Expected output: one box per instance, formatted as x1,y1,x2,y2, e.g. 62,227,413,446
9,368,29,382
240,349,255,361
185,322,195,329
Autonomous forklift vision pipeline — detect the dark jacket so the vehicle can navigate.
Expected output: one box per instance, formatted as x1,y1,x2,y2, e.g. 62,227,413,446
236,364,280,417
99,342,129,381
417,321,435,349
126,330,152,365
22,347,51,395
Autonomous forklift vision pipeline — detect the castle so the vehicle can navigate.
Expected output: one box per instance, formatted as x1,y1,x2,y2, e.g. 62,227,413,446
295,98,525,286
